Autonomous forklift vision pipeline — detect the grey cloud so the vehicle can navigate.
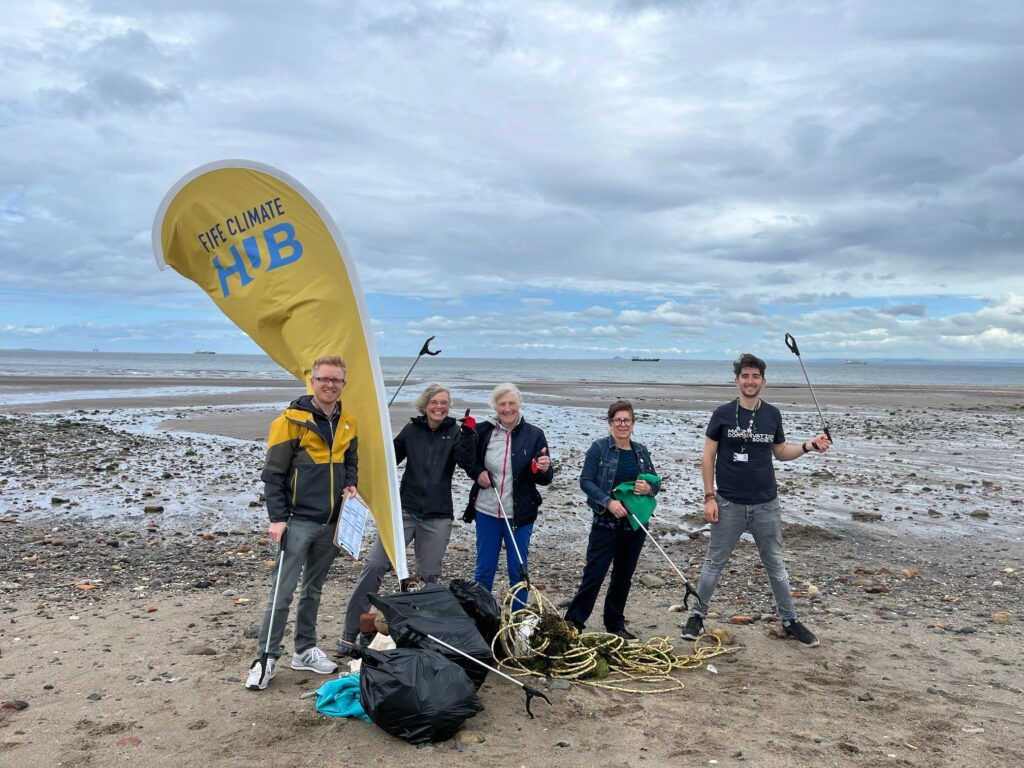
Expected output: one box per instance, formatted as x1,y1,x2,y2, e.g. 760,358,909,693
4,1,1024,357
787,116,829,166
81,29,165,65
881,303,926,317
41,70,182,116
774,292,851,306
365,4,512,59
613,0,709,15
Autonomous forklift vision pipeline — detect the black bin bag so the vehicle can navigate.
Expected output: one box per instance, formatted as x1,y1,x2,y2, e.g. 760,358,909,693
359,646,482,744
449,578,501,646
370,584,493,689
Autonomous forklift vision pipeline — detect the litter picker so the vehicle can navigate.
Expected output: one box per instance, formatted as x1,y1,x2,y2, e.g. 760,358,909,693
247,528,287,689
398,628,551,718
388,336,441,407
627,511,706,613
784,333,832,441
490,471,531,599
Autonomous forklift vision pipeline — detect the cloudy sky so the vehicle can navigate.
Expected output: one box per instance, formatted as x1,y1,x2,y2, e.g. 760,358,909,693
2,0,1022,359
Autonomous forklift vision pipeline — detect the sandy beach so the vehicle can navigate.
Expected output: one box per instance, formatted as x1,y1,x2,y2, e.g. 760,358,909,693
1,376,1022,767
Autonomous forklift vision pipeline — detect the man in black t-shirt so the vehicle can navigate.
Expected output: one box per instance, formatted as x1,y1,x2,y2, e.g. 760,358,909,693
681,353,831,647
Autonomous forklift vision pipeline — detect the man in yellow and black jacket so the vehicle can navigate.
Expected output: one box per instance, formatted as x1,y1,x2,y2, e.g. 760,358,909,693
246,355,357,691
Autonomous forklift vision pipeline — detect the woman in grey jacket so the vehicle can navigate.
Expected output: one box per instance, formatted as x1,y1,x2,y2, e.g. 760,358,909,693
463,382,553,609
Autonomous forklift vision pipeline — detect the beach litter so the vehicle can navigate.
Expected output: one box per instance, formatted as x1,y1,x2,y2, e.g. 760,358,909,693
492,581,738,694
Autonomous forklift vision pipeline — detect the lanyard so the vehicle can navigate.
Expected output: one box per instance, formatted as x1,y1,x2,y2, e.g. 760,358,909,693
734,397,760,451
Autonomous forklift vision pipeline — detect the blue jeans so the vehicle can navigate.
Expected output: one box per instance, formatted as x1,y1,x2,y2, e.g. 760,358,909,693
473,513,533,609
564,524,646,632
693,495,797,621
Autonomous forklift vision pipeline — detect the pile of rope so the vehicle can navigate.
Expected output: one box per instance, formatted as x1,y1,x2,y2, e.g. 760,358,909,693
492,581,740,694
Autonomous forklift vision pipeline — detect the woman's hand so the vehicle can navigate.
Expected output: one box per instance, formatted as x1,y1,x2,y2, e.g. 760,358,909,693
342,485,357,500
634,478,651,495
532,447,551,473
608,500,629,519
477,472,493,489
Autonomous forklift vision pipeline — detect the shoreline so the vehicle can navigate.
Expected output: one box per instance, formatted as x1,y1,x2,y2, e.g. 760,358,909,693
2,374,1024,414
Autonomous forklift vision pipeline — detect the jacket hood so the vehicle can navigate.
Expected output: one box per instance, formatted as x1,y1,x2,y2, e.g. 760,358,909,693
288,394,339,418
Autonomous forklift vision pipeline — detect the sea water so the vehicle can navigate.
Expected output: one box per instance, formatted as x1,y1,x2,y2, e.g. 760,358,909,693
1,348,1022,390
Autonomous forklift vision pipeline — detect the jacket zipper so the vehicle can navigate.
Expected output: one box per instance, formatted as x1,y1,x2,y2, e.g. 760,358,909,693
497,426,511,525
326,416,336,524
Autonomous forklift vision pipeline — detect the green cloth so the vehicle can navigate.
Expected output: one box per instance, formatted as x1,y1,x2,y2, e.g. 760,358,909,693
611,473,661,531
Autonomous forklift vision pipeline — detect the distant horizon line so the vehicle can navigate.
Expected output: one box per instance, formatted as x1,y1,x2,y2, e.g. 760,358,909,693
2,347,1023,365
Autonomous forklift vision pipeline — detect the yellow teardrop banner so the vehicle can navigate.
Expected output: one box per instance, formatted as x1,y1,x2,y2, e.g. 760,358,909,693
152,160,407,579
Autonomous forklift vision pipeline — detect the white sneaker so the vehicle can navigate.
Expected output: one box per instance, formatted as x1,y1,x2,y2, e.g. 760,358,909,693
291,646,337,674
245,657,277,690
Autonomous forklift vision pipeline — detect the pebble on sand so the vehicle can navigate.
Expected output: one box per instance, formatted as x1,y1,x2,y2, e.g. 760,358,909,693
852,511,883,522
708,628,734,645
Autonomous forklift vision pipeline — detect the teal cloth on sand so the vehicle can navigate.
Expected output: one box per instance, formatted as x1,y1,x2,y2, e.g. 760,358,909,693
315,674,372,721
611,473,661,531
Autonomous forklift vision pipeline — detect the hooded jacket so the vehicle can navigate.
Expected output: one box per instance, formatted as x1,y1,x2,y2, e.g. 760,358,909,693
261,394,358,525
394,415,476,519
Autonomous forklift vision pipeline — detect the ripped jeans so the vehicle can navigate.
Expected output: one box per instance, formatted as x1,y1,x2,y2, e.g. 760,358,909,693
693,495,797,621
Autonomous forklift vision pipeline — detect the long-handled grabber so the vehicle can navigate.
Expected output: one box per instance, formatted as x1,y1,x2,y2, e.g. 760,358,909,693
490,473,530,598
628,511,706,613
388,336,441,407
402,627,551,718
247,527,288,689
784,333,832,441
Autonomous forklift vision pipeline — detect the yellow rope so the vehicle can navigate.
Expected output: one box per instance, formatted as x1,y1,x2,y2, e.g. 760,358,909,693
492,581,740,694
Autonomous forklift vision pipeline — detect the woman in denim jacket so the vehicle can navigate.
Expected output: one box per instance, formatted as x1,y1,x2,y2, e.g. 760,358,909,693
564,400,660,641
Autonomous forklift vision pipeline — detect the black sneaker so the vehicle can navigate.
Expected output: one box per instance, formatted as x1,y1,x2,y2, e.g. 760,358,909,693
681,614,705,640
334,637,358,657
358,630,377,647
609,628,639,643
782,619,819,647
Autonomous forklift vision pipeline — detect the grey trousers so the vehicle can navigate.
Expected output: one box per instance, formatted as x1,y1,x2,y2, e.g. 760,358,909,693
341,512,453,641
257,517,339,657
693,495,798,621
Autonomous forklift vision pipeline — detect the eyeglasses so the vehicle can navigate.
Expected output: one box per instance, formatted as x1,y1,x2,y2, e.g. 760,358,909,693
313,376,345,386
427,399,451,407
611,418,634,426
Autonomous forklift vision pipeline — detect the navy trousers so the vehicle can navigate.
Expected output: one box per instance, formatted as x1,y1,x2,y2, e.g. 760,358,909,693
564,523,646,632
